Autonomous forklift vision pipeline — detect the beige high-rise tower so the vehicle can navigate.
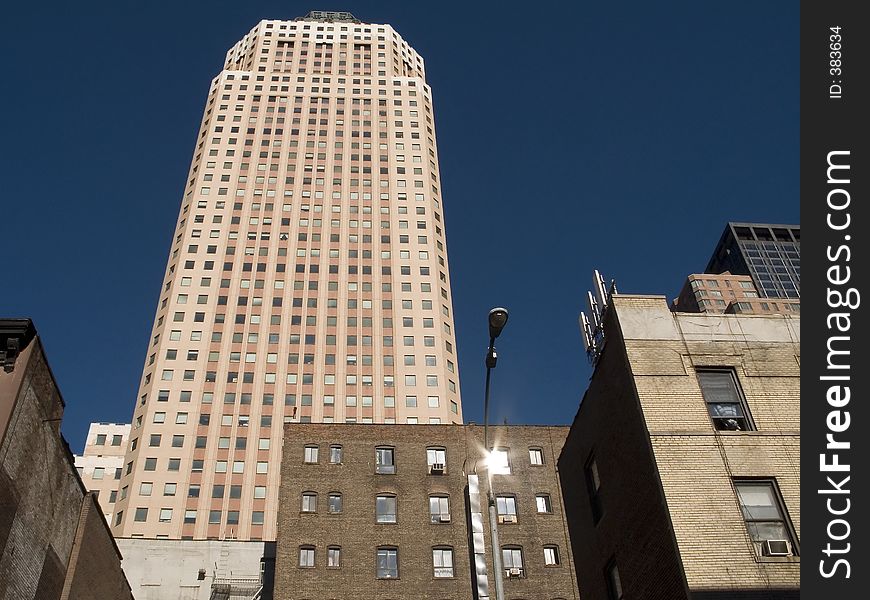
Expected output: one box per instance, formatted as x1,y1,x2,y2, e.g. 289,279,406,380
111,11,462,541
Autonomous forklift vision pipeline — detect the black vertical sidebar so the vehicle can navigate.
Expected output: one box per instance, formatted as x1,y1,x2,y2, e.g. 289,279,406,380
801,1,868,597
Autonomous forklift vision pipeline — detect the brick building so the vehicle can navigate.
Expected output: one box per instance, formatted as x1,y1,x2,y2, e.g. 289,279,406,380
672,272,800,316
275,423,579,600
0,319,132,600
559,296,800,599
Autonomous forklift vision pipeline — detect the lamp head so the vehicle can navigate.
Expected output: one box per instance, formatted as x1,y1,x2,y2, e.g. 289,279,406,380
488,307,509,339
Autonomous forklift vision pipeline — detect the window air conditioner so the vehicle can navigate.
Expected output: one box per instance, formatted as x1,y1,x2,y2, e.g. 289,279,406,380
498,515,516,524
429,463,445,474
505,567,523,578
762,539,792,556
438,513,451,523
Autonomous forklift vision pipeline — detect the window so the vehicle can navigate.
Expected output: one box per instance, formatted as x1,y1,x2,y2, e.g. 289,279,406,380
329,445,343,463
376,495,397,523
735,480,798,556
92,467,105,480
502,547,524,577
327,546,341,568
301,492,317,513
429,495,450,523
328,493,343,513
432,548,454,578
544,546,560,565
159,508,172,523
697,370,754,431
134,507,148,522
304,445,319,463
299,546,315,567
376,547,398,578
375,447,395,473
426,447,446,473
529,448,544,465
489,448,510,474
585,454,603,524
606,559,623,600
536,494,553,513
496,495,518,522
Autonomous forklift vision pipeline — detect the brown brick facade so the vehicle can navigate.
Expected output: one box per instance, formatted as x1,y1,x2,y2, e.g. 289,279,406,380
275,423,579,600
0,326,132,600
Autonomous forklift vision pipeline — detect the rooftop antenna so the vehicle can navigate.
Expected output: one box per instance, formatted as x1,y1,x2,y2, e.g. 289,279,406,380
579,270,618,366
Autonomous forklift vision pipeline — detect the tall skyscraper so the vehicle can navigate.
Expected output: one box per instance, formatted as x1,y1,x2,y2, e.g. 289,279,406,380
111,12,463,541
705,222,801,299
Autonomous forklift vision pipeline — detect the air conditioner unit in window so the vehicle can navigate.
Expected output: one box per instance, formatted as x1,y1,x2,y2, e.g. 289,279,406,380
429,463,445,474
498,515,516,524
762,539,792,557
438,513,451,523
505,567,523,578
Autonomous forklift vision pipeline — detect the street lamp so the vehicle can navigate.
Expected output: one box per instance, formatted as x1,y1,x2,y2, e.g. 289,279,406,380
484,307,508,449
483,307,508,600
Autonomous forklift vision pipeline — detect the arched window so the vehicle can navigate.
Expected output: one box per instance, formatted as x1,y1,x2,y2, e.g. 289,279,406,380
432,547,454,578
426,446,447,474
502,546,524,578
429,495,450,523
299,546,315,567
376,494,397,523
304,444,319,463
543,545,560,565
375,446,396,473
301,491,317,512
376,547,398,578
327,546,341,568
329,444,343,463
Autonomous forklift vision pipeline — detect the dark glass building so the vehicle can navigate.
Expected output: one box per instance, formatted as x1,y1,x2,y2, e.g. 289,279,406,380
706,222,800,299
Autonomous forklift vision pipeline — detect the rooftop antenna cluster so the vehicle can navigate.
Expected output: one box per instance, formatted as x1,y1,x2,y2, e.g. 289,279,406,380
579,270,617,366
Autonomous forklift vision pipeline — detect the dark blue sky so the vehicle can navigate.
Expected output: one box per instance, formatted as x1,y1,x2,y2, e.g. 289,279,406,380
1,1,798,452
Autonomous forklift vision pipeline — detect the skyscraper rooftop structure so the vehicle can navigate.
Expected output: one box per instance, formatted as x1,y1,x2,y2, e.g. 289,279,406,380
111,13,463,541
705,222,800,299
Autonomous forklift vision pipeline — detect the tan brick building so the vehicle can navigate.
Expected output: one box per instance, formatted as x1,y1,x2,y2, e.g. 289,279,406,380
276,423,579,600
0,319,132,600
560,295,800,599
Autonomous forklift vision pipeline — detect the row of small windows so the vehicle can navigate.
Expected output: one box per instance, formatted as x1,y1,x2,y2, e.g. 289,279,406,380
134,412,456,431
296,491,553,521
120,507,265,527
295,545,562,577
92,433,124,446
302,444,548,472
